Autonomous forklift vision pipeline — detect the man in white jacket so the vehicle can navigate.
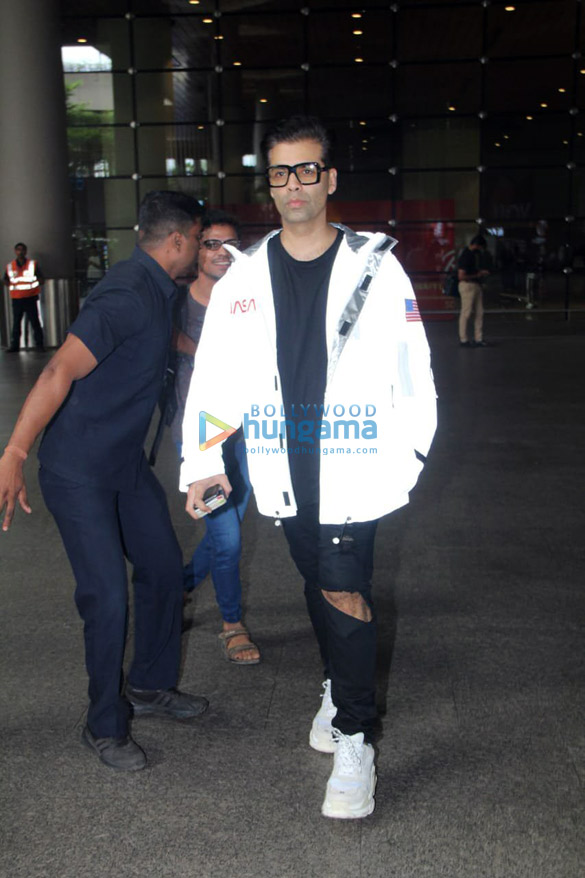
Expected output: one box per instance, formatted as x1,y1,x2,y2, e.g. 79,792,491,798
180,116,437,819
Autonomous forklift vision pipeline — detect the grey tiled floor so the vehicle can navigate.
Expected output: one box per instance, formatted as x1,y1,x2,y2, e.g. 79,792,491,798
1,316,584,878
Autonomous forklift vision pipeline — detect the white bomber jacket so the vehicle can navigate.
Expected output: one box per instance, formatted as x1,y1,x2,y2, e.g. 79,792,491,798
180,224,437,525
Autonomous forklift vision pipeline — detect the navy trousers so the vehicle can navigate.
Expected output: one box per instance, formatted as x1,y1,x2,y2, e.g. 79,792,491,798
282,505,379,742
39,461,184,739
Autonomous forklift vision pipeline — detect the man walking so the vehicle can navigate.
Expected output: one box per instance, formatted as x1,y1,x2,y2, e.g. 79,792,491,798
0,191,208,771
180,116,437,818
4,242,45,351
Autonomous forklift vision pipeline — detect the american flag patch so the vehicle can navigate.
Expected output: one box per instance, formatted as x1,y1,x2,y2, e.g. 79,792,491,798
405,298,421,322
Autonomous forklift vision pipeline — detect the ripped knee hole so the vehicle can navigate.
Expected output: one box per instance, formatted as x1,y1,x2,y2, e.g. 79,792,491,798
321,589,372,623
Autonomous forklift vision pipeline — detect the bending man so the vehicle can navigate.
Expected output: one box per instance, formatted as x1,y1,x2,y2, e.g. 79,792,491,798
0,191,209,772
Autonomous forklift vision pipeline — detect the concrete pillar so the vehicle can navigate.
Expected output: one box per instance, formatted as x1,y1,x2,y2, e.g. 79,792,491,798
0,0,73,278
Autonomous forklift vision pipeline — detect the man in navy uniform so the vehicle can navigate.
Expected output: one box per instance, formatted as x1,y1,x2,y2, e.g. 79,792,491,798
0,191,208,771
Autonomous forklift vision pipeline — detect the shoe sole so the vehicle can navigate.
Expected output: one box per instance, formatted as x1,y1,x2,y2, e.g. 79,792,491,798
321,767,377,820
129,702,209,720
309,727,337,754
81,729,146,771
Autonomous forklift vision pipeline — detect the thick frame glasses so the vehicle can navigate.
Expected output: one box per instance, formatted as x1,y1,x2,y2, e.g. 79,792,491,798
200,238,240,251
266,162,331,188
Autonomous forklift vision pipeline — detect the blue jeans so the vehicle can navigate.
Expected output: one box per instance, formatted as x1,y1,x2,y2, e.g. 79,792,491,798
183,435,251,623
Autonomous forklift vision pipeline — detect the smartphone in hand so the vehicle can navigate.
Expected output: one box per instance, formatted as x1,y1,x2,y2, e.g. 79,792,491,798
193,484,227,519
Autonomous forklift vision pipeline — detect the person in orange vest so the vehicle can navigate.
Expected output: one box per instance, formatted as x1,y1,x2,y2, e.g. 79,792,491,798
3,242,45,352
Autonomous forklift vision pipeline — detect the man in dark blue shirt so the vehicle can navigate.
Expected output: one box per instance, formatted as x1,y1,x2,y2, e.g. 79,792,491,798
0,191,208,771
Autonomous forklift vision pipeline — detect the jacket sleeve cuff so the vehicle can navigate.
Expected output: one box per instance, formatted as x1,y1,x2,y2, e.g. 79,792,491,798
179,448,226,493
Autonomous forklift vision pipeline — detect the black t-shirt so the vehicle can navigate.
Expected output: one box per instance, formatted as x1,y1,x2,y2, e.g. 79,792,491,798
457,246,479,280
269,229,343,508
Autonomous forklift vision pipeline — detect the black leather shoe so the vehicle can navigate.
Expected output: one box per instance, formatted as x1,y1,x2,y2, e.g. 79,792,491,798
459,341,472,348
81,724,146,771
126,685,209,720
6,346,19,353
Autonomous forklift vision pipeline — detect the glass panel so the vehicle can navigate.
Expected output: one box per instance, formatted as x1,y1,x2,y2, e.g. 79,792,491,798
308,67,394,117
573,170,585,216
136,71,218,122
134,17,215,70
398,0,478,4
483,115,571,167
483,169,571,220
308,0,392,7
398,6,482,61
221,0,304,9
308,11,393,65
576,68,585,112
222,123,263,174
486,1,576,58
485,59,573,113
68,126,135,177
61,19,130,69
398,171,479,220
392,220,460,274
575,126,585,162
400,118,480,169
62,1,129,13
397,63,480,115
568,274,585,309
132,0,215,13
223,180,278,219
327,120,396,172
103,179,139,226
104,229,138,266
139,176,218,206
138,124,218,176
65,72,133,124
71,179,138,228
222,69,304,121
570,221,585,272
220,14,304,67
328,178,394,222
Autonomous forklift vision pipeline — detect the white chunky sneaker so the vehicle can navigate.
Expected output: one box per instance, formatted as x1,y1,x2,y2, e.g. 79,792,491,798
321,731,376,820
310,679,337,753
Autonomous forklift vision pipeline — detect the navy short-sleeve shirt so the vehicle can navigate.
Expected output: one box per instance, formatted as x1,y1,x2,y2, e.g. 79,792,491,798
38,247,177,489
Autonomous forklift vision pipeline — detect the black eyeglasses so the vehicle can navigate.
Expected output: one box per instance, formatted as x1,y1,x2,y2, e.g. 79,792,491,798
200,238,240,251
266,162,331,188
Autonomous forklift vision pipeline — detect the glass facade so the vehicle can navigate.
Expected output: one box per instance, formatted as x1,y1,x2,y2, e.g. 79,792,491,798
61,0,585,313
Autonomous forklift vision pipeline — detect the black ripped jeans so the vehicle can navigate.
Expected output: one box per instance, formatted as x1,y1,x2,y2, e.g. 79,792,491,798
282,504,379,742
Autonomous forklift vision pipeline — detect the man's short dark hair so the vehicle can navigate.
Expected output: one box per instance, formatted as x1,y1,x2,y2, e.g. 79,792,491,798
470,235,487,248
260,115,333,167
14,242,26,249
138,191,205,247
201,209,241,241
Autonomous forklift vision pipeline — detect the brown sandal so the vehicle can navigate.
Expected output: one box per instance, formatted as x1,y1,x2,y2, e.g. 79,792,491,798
218,627,261,665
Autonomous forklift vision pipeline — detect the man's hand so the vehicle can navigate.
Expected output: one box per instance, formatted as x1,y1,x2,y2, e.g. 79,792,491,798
0,333,98,533
0,453,31,531
185,474,232,521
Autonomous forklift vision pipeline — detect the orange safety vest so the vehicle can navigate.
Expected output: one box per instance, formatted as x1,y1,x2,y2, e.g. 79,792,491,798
6,259,41,299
